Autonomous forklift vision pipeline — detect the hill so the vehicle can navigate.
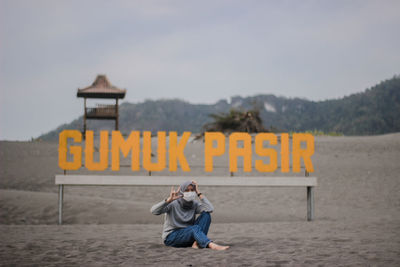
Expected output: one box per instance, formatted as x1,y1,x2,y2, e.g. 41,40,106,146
39,75,400,140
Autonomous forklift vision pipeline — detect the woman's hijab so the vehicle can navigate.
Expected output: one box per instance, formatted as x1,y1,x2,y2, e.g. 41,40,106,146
177,180,195,210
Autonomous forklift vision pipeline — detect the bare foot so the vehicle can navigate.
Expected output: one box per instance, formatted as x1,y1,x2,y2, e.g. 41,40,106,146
192,241,199,249
208,242,230,251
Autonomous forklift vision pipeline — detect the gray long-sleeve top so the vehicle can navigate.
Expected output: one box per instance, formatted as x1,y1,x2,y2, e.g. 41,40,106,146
150,196,214,241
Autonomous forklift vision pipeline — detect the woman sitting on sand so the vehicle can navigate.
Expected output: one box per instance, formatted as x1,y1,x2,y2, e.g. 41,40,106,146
150,180,229,250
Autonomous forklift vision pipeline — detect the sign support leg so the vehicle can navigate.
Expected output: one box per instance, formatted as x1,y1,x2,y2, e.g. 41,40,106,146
58,184,64,225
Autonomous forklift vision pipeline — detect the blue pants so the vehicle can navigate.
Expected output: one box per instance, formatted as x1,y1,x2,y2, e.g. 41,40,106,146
164,212,212,248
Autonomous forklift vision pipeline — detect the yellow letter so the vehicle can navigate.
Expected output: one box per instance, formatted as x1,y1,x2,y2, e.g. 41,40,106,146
169,132,191,172
111,131,140,171
292,133,314,173
229,132,252,172
58,130,82,170
281,133,290,173
85,131,109,171
255,133,278,172
143,131,166,171
204,132,225,172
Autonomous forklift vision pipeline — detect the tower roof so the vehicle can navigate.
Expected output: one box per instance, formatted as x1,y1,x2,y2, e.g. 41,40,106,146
77,75,126,99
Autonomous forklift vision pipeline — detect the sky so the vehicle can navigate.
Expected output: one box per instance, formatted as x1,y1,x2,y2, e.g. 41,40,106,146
1,0,399,140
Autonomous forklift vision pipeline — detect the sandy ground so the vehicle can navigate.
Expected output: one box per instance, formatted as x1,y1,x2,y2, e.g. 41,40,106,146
0,134,400,266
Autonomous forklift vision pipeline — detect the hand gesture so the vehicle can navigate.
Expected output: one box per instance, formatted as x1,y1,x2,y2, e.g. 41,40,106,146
166,186,182,203
192,180,200,194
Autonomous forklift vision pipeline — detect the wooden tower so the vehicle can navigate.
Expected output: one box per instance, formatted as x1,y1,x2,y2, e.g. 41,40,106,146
77,75,126,135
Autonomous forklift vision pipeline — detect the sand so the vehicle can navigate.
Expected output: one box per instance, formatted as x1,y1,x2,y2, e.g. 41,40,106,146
1,134,400,266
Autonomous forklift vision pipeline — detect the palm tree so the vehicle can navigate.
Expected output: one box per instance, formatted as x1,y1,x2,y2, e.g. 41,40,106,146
201,108,268,134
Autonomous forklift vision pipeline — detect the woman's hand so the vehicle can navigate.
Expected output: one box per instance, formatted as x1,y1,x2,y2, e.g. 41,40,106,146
166,186,182,203
192,180,200,194
192,180,204,199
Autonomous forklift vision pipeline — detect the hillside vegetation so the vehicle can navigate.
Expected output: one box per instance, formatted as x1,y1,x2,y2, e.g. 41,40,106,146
39,76,400,140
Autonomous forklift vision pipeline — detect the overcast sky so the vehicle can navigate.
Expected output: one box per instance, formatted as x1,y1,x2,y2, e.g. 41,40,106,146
1,0,399,140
